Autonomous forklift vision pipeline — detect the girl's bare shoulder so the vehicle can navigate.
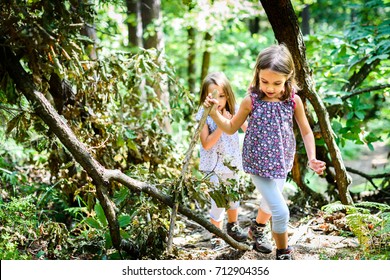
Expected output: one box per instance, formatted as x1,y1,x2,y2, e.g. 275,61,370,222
240,95,252,111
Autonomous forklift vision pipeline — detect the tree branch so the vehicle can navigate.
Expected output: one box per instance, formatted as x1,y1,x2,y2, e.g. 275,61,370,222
345,166,390,189
341,84,390,101
167,90,218,252
105,169,251,251
0,44,251,254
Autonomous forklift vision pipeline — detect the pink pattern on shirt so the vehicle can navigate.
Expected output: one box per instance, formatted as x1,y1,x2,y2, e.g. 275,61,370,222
242,92,296,179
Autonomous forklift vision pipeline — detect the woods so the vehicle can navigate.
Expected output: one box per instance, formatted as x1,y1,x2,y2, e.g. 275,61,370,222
0,0,389,260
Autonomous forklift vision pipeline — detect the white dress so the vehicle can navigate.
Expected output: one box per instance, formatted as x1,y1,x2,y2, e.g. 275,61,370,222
195,106,242,174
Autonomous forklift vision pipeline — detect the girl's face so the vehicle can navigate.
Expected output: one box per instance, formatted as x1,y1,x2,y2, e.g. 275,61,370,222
259,69,287,101
208,84,227,112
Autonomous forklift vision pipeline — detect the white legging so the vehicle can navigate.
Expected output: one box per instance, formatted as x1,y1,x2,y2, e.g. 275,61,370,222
251,175,289,233
208,173,240,222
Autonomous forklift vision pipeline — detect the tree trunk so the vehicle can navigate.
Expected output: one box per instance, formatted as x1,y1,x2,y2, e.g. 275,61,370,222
301,4,310,36
140,0,162,50
200,32,213,82
140,0,171,133
0,44,122,250
249,17,261,35
126,0,143,48
187,27,197,94
260,0,353,205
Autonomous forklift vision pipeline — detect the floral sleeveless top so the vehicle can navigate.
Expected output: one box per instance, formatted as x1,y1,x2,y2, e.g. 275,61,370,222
242,92,296,179
196,106,242,173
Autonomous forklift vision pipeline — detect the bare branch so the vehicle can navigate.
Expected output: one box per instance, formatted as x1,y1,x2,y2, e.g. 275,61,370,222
342,84,390,101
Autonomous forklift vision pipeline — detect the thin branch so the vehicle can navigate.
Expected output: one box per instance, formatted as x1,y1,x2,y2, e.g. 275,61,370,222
341,84,390,101
105,169,251,251
330,164,390,189
167,89,218,253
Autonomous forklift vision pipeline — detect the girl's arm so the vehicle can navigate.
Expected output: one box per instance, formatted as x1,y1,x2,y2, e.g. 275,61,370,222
240,119,248,133
199,123,223,150
204,94,252,135
199,109,232,150
293,95,326,175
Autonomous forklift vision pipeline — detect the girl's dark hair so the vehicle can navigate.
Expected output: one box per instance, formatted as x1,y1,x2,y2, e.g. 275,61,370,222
199,72,236,114
250,43,299,101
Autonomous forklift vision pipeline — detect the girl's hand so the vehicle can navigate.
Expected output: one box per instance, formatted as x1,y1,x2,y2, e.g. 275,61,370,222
308,159,326,175
203,93,219,116
221,109,232,119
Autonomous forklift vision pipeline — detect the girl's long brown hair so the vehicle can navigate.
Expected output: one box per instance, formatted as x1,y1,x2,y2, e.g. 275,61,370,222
199,72,236,115
250,44,299,101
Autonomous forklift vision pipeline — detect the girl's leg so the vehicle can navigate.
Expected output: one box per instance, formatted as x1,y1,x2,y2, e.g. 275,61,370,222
272,231,288,249
221,173,247,242
208,173,226,229
210,218,223,229
255,208,271,224
210,197,225,229
227,208,238,223
251,175,289,249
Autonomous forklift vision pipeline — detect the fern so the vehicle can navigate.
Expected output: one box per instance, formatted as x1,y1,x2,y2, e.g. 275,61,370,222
322,200,390,257
355,201,390,212
321,201,349,213
346,213,381,250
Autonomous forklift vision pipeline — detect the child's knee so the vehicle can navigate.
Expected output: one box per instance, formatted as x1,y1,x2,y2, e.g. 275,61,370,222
210,199,225,221
271,206,290,233
210,208,225,222
228,201,240,210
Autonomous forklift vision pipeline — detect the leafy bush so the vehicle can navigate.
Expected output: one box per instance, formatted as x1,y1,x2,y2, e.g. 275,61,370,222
0,196,37,259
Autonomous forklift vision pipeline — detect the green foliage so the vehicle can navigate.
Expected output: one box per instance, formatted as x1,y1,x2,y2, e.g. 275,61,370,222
322,201,390,258
0,194,74,260
0,196,37,259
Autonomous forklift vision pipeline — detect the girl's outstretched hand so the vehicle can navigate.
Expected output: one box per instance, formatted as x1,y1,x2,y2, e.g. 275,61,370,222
308,159,326,175
203,93,219,116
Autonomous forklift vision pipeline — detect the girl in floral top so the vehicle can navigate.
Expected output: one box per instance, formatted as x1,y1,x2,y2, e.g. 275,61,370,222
204,45,326,259
196,72,248,249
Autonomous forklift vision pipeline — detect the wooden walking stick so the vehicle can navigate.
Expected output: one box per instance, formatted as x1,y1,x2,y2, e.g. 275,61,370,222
166,90,218,253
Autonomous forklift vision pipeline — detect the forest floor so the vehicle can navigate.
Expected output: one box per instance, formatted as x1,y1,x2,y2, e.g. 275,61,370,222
172,199,360,260
172,142,389,260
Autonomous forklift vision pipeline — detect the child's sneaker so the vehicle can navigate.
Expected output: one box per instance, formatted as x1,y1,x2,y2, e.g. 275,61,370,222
211,236,227,251
226,222,248,242
276,246,294,260
248,220,272,254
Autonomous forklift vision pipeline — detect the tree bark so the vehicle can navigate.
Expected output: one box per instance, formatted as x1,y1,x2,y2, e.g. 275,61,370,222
126,0,143,48
260,0,353,204
140,0,162,50
140,0,171,133
187,27,197,94
0,45,250,253
301,4,310,36
200,32,213,83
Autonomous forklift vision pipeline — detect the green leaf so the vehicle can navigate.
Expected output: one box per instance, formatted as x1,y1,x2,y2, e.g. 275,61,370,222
118,215,131,228
104,231,112,248
6,113,22,135
113,187,129,205
95,202,108,227
85,217,102,229
125,129,137,139
355,111,365,120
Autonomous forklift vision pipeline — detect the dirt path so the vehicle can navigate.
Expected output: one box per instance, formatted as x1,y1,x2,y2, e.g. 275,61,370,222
172,143,389,260
173,198,360,260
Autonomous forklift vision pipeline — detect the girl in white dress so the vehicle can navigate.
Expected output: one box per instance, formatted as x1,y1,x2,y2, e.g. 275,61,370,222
196,72,248,248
